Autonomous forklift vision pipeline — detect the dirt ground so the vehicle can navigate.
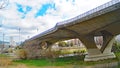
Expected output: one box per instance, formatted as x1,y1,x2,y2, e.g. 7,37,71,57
0,64,75,68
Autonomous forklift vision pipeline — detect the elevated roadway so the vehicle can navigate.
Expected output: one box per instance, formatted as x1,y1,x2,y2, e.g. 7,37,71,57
27,0,120,61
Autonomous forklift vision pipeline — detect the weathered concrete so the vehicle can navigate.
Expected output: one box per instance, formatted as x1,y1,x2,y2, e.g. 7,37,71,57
79,35,116,61
26,0,120,61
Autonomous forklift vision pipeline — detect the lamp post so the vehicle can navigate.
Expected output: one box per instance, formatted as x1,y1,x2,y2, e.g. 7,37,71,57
27,36,30,39
37,28,39,33
1,33,5,53
18,28,20,45
0,16,3,27
10,36,13,46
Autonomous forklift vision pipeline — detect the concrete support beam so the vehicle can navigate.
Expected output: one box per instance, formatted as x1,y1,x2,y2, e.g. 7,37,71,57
102,36,115,53
100,31,116,60
79,34,116,61
79,36,102,61
100,30,113,53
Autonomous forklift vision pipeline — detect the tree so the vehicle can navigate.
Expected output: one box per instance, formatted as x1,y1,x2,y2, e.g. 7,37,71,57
58,41,67,47
0,0,9,9
112,40,120,52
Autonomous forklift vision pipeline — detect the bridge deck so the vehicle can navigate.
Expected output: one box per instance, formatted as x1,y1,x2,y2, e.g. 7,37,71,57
28,0,120,43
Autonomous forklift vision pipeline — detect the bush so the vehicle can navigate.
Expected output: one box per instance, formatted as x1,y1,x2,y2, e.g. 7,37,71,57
39,45,60,59
22,41,42,59
69,42,74,47
41,48,60,63
16,49,27,59
8,48,13,53
58,41,67,47
112,40,120,52
73,49,87,55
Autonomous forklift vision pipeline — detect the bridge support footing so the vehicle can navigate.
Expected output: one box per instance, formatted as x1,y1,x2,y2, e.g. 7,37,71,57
79,35,116,61
84,52,116,61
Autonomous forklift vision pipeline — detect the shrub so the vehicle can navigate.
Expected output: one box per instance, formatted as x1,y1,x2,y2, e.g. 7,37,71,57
16,49,27,59
69,42,74,47
22,41,42,59
112,40,120,52
39,46,60,59
58,41,67,47
41,48,60,63
8,48,13,53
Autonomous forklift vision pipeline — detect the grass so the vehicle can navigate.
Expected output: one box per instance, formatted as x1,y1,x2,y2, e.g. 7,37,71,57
14,55,118,67
115,52,120,60
14,55,86,66
0,51,120,68
14,59,50,66
0,54,13,66
0,54,8,57
14,56,84,66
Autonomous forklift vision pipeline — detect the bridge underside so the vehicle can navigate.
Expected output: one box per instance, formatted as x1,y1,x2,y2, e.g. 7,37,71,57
27,1,120,61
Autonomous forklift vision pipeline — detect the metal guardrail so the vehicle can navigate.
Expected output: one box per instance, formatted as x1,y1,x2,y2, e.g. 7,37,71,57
29,27,57,40
38,27,56,36
57,0,120,26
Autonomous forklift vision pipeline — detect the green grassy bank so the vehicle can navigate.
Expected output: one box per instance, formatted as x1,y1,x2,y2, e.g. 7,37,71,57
14,54,119,67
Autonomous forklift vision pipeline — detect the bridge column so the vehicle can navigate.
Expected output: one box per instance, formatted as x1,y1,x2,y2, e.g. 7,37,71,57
100,31,116,59
79,35,102,61
79,34,116,61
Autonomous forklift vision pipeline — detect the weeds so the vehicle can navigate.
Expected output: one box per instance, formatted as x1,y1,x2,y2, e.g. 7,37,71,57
0,57,12,66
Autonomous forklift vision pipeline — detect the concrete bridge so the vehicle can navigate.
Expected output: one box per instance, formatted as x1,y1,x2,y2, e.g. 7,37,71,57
27,0,120,61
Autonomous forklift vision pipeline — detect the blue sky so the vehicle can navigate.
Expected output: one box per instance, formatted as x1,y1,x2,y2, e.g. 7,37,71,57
35,3,56,17
1,0,116,43
16,3,32,18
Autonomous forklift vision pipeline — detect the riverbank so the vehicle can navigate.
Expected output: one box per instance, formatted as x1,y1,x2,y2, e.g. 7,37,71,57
0,52,120,68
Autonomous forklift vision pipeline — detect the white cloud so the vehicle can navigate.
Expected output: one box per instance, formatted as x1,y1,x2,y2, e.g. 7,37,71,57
0,0,112,42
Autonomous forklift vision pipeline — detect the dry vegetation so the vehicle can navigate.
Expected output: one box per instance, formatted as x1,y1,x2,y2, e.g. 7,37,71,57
0,41,119,68
15,49,27,59
0,65,71,68
0,57,69,68
0,57,12,66
22,40,42,59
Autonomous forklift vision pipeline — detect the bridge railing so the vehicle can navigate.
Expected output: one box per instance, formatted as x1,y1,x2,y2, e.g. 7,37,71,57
29,27,57,40
56,0,120,26
28,0,120,41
